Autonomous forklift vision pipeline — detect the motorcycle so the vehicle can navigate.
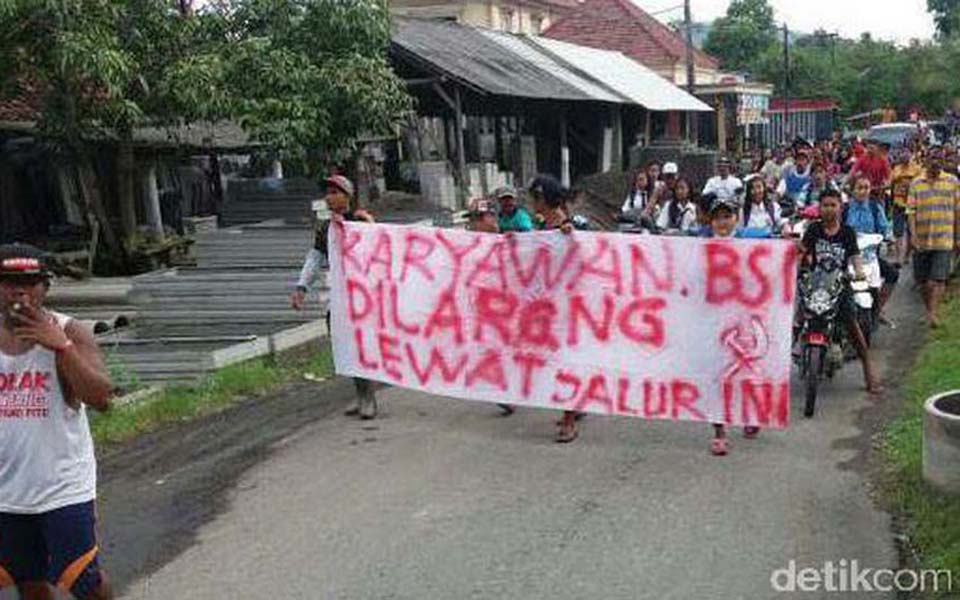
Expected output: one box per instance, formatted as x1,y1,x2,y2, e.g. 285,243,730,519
617,212,659,235
850,233,885,347
796,261,849,418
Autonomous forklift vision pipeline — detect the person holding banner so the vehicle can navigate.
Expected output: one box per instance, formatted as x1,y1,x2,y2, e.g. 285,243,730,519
465,197,518,418
495,187,533,233
528,175,580,443
291,175,380,419
701,197,763,456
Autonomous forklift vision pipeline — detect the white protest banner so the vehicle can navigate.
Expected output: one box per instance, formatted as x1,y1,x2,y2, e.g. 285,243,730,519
329,222,798,428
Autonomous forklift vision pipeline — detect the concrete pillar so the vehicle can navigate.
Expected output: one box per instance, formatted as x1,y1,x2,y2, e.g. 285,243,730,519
666,111,682,141
611,105,623,170
560,114,570,188
143,163,165,241
716,96,727,154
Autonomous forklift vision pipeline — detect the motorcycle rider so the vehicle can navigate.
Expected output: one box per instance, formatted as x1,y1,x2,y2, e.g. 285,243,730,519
799,188,882,394
843,176,899,326
741,175,788,236
702,157,742,204
777,149,812,211
655,176,697,233
622,170,652,216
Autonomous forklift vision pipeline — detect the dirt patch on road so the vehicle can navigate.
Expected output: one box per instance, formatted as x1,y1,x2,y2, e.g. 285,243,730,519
97,377,359,596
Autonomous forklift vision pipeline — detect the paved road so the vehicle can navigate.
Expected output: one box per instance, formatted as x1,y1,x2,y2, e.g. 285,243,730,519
86,283,928,600
0,283,914,600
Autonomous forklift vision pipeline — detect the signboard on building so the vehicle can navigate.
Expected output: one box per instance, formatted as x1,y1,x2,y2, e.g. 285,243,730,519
738,94,770,125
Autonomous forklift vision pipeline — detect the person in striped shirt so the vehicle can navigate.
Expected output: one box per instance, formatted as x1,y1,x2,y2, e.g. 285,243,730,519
907,146,960,328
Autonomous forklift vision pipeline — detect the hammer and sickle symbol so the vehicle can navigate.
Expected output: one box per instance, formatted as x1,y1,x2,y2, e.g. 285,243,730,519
720,315,770,381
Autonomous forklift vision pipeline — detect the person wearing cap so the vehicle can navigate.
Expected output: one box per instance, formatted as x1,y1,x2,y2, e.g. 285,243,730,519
0,244,115,600
702,157,743,206
699,199,761,456
290,174,380,419
494,187,533,233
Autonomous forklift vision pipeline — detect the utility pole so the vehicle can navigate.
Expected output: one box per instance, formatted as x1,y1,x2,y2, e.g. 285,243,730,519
782,23,790,145
684,0,697,145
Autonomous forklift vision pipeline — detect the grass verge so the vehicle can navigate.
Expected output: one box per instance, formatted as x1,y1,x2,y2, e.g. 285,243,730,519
90,344,334,446
881,290,960,595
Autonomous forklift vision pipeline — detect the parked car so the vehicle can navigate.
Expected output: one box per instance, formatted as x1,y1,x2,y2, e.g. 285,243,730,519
865,122,922,148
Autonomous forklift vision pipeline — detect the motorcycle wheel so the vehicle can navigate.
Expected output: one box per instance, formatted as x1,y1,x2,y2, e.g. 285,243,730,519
804,346,823,418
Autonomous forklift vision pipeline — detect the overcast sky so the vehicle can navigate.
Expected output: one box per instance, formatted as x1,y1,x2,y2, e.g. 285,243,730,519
638,0,936,44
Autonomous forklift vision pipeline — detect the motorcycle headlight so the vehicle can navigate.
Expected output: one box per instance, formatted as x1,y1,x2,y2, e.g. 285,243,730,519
807,289,834,315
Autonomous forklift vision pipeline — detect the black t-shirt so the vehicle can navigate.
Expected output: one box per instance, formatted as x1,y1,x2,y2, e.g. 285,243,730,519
314,212,360,257
802,221,860,270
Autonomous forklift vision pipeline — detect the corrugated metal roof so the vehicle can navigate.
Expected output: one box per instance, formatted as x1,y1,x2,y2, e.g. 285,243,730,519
392,17,595,102
392,17,712,112
530,37,713,112
478,29,626,104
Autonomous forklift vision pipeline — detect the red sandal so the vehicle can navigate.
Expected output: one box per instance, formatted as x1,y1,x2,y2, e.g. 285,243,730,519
710,437,728,456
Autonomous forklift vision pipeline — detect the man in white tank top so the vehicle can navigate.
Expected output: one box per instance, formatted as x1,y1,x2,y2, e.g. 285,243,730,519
0,244,114,600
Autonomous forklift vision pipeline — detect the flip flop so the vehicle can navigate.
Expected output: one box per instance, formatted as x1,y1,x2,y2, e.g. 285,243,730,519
710,437,729,456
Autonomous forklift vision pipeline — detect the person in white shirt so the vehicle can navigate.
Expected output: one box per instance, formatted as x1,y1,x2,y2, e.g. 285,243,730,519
656,177,698,232
621,169,654,216
741,175,788,235
702,157,743,204
0,244,115,600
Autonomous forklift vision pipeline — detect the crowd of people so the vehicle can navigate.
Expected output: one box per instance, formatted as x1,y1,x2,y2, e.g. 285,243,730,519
2,129,957,599
621,134,959,327
287,134,959,453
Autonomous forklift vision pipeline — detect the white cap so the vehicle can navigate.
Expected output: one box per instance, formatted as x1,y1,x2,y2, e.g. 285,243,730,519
662,162,679,175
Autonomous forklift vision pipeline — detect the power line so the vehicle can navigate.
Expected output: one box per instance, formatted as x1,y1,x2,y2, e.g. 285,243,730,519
647,3,684,17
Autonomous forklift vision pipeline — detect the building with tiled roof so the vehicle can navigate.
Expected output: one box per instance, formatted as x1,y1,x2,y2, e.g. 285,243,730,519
542,0,723,85
544,0,781,152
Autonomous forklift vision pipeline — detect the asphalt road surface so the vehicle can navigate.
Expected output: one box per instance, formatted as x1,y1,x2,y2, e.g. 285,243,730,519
3,283,928,600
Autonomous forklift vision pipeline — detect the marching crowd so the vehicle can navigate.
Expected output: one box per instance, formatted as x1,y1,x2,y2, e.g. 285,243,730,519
1,130,958,599
287,130,960,453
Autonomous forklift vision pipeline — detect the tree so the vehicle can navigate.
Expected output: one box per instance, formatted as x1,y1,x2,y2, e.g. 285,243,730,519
0,0,410,270
928,0,960,38
703,0,776,71
169,0,412,172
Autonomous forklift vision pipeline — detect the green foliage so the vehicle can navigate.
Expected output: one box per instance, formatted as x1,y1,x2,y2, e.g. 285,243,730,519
929,0,960,38
91,343,334,445
700,0,960,117
703,0,776,72
103,347,143,394
881,292,960,585
0,0,411,172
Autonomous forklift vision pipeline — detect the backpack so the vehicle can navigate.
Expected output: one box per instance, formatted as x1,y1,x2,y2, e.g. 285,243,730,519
842,200,883,234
